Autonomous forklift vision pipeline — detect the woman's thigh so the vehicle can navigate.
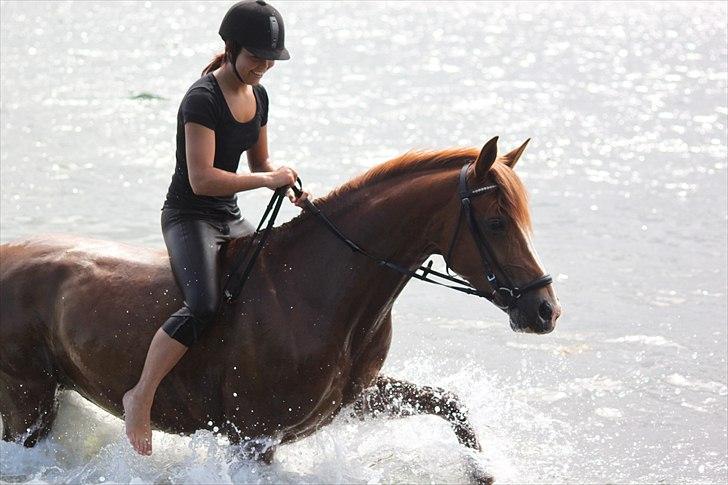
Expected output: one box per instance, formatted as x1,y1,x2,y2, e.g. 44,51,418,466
161,211,225,314
226,217,255,239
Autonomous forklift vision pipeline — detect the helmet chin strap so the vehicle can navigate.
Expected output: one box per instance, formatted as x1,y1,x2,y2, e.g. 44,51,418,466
228,52,247,84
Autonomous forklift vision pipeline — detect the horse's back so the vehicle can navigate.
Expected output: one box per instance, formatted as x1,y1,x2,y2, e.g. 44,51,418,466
1,234,168,269
0,235,100,333
0,235,169,316
0,235,174,374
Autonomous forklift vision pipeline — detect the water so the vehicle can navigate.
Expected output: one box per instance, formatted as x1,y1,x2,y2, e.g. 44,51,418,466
1,1,726,483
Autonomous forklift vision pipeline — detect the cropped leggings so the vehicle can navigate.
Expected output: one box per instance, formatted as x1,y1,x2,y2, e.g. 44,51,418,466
160,207,254,347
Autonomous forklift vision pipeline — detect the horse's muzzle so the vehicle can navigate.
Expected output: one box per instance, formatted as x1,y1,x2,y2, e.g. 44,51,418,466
509,298,561,334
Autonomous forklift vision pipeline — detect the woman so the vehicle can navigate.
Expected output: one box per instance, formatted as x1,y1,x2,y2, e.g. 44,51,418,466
122,0,307,456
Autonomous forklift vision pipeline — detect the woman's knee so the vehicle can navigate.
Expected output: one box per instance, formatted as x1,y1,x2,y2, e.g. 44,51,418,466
162,299,219,346
186,295,220,322
162,313,202,347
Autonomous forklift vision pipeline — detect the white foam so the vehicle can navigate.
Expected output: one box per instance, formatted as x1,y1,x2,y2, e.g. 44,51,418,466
605,335,683,348
506,341,591,356
665,374,728,396
594,407,623,419
680,402,708,413
568,376,624,393
514,387,569,403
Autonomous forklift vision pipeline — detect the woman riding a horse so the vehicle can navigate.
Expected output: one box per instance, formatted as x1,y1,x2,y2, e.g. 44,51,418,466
0,4,561,481
122,0,308,456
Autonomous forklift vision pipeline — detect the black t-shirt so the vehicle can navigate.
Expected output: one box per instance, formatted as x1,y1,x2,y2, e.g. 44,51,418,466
163,72,269,219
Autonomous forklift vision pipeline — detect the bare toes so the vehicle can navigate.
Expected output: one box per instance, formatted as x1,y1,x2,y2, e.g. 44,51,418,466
134,438,143,455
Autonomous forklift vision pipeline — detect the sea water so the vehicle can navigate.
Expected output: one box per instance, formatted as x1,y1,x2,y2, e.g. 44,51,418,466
1,1,726,483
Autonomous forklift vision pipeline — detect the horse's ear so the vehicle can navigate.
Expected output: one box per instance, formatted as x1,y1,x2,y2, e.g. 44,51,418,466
503,138,530,169
474,136,499,178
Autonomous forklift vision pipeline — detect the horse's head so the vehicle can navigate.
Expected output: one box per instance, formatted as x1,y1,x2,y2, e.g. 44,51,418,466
438,136,561,334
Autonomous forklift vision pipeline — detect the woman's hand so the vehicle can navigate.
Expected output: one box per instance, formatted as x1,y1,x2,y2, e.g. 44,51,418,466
265,166,297,189
288,189,312,208
264,165,310,208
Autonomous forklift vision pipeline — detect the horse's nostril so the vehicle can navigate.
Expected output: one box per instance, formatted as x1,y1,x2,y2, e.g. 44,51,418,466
538,301,553,322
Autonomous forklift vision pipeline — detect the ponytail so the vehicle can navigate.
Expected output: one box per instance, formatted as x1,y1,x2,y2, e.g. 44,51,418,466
201,40,244,76
202,52,226,76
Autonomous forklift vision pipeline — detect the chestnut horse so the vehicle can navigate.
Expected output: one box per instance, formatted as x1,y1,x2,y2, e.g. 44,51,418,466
0,137,560,482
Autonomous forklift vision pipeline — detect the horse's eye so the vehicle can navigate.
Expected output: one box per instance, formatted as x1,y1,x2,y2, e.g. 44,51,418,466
485,218,505,231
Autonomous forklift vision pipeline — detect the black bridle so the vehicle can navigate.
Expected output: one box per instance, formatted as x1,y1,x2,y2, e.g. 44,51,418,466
445,164,553,310
223,163,552,310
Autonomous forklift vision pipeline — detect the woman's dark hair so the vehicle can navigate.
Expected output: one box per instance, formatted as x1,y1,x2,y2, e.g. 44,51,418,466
201,40,243,76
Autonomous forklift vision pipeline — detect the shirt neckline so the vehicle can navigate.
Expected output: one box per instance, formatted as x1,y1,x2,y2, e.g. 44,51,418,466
209,72,259,126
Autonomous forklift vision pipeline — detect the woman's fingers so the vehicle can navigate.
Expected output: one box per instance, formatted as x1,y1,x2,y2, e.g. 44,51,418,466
279,166,297,182
292,190,310,207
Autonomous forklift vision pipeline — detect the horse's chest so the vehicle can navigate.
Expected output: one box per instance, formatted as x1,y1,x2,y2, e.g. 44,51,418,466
344,313,394,399
281,319,393,437
219,312,393,441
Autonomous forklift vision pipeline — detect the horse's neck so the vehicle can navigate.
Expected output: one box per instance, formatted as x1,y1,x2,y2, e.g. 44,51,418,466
266,170,452,326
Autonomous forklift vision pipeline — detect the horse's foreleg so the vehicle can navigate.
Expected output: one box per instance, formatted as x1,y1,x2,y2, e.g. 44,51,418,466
351,375,492,485
352,375,481,450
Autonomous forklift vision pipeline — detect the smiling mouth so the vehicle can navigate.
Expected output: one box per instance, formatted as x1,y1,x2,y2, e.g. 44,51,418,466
252,71,264,76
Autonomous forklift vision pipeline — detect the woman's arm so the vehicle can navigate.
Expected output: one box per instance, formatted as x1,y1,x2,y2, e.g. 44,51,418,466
247,125,310,207
185,122,286,196
246,125,276,173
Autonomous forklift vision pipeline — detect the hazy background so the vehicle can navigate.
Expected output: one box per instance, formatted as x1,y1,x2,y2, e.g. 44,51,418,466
1,1,726,483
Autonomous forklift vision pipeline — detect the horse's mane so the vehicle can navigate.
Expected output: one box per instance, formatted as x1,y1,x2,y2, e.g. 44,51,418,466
281,147,532,232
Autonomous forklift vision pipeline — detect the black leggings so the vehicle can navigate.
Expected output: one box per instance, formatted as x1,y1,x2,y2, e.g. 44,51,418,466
160,208,254,346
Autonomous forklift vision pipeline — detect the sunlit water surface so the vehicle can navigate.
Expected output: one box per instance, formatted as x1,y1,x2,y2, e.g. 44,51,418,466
1,1,726,483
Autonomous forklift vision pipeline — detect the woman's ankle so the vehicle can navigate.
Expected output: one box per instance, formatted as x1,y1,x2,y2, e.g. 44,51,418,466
124,386,154,408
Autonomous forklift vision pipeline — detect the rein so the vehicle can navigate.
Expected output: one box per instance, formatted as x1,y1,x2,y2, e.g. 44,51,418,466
222,164,552,309
222,181,291,304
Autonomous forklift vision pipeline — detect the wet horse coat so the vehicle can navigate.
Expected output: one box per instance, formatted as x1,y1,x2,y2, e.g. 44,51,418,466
0,138,560,479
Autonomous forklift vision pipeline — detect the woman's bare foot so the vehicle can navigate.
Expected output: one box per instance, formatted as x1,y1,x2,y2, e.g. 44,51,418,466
123,388,153,455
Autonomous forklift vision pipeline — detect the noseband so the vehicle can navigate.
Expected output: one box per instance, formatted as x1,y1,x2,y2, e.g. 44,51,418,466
223,163,552,311
444,164,553,310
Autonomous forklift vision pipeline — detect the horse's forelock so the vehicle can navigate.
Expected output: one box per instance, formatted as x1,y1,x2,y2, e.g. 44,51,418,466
490,159,533,234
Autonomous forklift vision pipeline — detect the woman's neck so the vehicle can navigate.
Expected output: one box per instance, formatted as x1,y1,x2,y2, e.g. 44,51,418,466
213,63,251,96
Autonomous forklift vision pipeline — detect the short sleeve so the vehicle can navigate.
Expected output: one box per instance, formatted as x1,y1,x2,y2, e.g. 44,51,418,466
256,85,269,127
181,88,218,130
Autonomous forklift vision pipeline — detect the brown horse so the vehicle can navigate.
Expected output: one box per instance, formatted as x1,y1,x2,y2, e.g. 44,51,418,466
0,137,560,482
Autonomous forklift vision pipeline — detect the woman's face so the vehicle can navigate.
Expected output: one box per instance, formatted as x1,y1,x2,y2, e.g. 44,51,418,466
233,48,275,85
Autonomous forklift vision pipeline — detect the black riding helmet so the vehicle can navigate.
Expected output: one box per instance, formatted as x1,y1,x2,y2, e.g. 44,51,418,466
219,0,290,61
